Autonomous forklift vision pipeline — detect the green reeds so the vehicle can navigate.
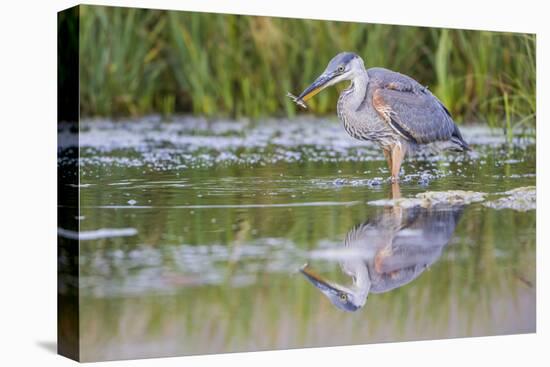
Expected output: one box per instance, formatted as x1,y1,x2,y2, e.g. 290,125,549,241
77,5,536,130
79,6,167,117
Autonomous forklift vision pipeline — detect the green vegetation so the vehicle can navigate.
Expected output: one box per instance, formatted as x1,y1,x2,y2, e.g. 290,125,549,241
78,5,536,130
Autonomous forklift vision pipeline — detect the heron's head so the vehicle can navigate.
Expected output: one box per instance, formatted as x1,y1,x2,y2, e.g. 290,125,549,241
300,263,367,312
297,52,365,102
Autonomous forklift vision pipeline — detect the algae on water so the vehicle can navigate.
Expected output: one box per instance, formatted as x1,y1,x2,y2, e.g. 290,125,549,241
369,187,536,212
483,186,536,212
369,190,486,208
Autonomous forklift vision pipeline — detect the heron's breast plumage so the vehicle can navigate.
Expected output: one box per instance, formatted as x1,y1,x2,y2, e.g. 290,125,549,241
337,83,397,149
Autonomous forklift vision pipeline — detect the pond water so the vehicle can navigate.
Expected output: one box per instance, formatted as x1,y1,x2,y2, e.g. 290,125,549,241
61,117,536,361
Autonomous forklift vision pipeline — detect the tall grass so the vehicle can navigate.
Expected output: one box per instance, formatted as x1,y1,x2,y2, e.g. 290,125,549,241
77,5,536,129
79,6,167,116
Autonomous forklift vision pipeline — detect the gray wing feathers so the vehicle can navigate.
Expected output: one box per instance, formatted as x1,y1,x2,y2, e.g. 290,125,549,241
368,68,457,144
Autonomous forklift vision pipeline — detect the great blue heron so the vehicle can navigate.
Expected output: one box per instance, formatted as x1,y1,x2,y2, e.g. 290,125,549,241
288,52,470,180
300,194,464,312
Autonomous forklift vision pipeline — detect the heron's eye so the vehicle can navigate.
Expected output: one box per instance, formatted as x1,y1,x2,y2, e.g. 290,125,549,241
337,65,345,73
339,293,348,301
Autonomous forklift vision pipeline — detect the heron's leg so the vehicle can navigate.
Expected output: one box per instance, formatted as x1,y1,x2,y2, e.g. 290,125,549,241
383,149,392,173
390,143,406,181
391,181,401,199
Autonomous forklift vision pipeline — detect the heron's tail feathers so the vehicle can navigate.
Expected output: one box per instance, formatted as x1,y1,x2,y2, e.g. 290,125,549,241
451,136,471,152
451,125,471,152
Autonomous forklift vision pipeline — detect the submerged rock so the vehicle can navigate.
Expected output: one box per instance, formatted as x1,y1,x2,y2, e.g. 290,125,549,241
484,186,536,211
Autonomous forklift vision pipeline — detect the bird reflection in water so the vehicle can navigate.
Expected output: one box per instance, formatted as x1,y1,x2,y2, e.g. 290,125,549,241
300,185,464,312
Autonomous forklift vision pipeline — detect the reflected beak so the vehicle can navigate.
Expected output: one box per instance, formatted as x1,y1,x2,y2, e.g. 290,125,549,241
297,73,334,102
299,263,339,295
300,263,365,312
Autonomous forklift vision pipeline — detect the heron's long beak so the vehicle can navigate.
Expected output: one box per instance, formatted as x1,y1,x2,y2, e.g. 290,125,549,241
297,73,334,102
299,263,341,295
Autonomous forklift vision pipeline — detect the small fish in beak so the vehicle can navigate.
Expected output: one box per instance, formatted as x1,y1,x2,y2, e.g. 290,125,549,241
287,71,336,109
286,92,307,109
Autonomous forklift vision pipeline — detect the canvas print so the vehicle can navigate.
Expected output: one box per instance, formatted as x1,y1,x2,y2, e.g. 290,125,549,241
57,4,536,362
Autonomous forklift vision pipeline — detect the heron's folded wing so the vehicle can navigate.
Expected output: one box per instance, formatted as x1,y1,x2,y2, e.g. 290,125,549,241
372,87,456,144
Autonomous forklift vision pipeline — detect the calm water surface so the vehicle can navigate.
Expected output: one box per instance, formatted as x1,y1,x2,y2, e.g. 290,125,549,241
63,117,535,361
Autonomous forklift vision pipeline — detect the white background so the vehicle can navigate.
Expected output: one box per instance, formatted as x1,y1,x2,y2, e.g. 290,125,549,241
0,0,547,365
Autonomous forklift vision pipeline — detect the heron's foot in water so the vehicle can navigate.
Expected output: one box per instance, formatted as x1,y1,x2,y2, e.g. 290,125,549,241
390,182,402,199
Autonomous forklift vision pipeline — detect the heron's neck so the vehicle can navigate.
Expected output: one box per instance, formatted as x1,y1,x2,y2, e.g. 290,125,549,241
342,71,369,110
352,264,371,305
343,261,370,308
